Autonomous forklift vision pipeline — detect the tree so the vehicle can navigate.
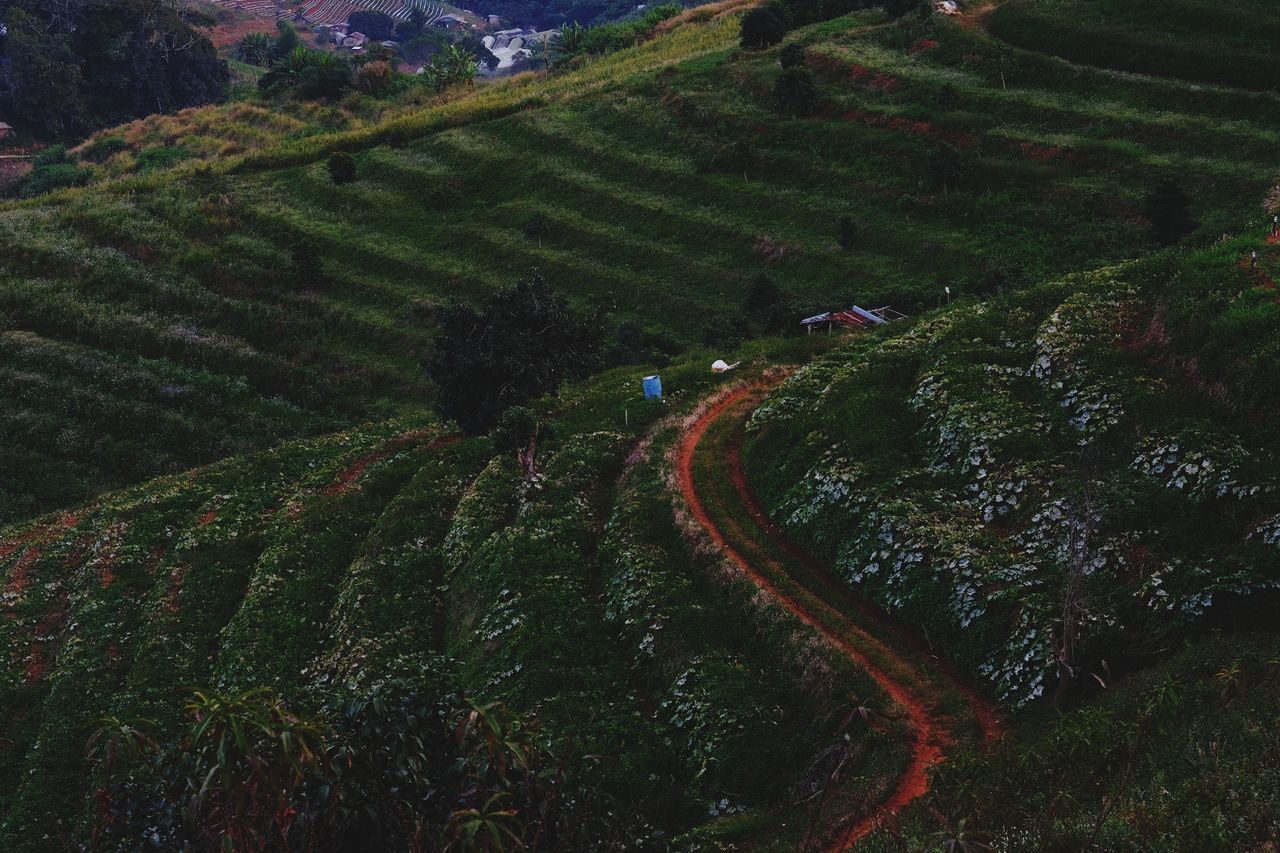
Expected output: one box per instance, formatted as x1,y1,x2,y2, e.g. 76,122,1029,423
0,0,228,140
428,273,601,433
1143,178,1198,246
272,21,302,60
773,66,820,116
927,142,964,192
328,151,357,184
740,2,792,49
348,10,396,41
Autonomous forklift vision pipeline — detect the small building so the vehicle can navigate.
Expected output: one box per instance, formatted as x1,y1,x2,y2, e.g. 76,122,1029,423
0,122,13,140
435,14,466,29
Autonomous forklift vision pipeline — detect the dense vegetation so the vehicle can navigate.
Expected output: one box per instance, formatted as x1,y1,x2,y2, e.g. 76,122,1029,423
0,0,228,139
2,0,1280,848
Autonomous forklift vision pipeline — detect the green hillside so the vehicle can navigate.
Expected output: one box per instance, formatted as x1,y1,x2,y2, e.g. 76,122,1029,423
7,2,1280,523
2,0,1280,849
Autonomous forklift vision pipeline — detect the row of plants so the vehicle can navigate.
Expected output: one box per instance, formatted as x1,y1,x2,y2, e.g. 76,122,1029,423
746,252,1280,708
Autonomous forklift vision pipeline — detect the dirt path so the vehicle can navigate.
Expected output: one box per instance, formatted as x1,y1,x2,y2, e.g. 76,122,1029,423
675,378,999,847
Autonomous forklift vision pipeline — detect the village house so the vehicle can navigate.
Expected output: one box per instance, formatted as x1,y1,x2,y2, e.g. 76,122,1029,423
0,122,13,141
435,13,467,30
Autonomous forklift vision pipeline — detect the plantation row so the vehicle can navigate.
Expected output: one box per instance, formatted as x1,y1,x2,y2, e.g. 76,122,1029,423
302,0,444,26
746,231,1280,708
0,340,905,849
211,0,292,19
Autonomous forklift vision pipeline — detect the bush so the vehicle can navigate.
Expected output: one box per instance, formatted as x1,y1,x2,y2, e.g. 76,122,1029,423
34,144,71,168
701,312,752,348
779,42,806,68
927,142,964,191
328,151,357,184
1143,179,1198,246
743,274,790,334
740,2,793,49
773,66,820,116
837,215,858,251
354,61,394,95
21,163,88,198
135,146,192,172
83,136,127,163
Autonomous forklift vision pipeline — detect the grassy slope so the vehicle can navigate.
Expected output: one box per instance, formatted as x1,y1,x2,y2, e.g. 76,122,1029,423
989,0,1280,91
7,6,1280,523
2,2,1280,847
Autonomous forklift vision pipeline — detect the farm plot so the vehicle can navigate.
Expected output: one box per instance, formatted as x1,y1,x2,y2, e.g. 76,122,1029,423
302,0,446,26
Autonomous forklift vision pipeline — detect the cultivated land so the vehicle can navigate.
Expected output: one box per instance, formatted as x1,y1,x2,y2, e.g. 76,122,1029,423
3,0,1280,848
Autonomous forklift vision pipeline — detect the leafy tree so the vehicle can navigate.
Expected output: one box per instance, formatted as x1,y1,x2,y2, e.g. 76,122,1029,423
427,273,601,433
0,0,228,140
328,151,358,184
1143,178,1199,246
740,2,793,49
272,20,303,60
773,66,820,116
261,47,353,98
927,142,964,191
348,9,396,41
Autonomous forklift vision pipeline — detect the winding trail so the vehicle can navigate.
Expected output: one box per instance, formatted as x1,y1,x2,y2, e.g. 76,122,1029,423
675,377,1000,848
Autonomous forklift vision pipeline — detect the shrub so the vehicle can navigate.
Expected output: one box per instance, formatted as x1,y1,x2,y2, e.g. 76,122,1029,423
743,274,790,333
135,145,192,172
701,312,752,348
740,2,793,49
927,142,964,191
773,66,820,116
21,163,88,198
1143,179,1198,246
354,61,394,95
328,151,357,184
779,42,806,69
235,32,274,65
837,215,858,251
84,135,127,163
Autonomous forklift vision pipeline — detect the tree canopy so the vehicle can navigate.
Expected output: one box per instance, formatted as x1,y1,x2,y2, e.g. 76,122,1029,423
0,0,229,140
428,274,601,433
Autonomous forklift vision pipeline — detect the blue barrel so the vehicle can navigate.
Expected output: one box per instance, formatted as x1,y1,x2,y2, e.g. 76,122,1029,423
642,374,662,400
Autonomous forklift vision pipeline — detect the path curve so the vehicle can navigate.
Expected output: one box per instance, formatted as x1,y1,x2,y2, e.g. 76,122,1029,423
674,377,999,848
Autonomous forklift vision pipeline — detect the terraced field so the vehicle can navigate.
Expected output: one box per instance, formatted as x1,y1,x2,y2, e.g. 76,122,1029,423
7,5,1280,525
3,1,1280,848
302,0,446,26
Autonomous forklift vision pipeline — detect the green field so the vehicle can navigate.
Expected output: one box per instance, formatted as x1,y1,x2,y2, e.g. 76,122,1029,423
3,0,1280,848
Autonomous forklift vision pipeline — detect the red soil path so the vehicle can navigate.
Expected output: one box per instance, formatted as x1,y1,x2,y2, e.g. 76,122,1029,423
675,378,999,848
